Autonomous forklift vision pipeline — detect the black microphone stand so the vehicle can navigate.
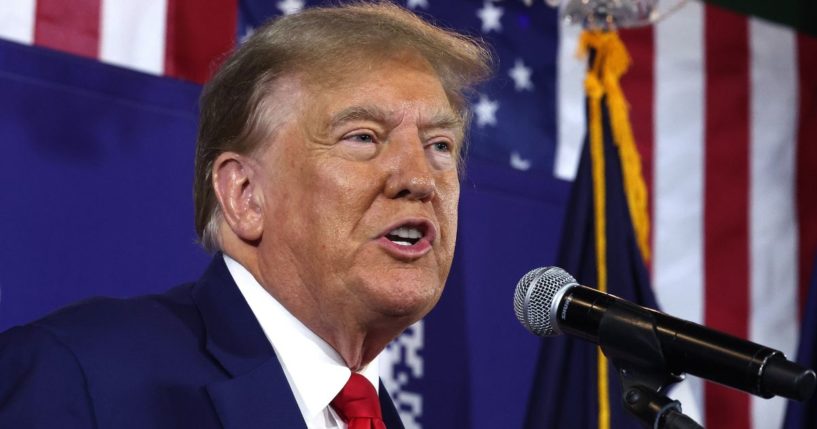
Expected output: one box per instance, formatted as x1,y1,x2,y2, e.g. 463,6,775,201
597,301,703,428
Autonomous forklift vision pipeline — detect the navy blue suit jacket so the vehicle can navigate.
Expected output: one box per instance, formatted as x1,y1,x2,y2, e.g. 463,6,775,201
0,255,405,429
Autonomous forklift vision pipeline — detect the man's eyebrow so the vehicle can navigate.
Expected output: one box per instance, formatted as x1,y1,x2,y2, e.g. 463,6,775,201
422,111,465,133
329,106,395,130
328,105,464,133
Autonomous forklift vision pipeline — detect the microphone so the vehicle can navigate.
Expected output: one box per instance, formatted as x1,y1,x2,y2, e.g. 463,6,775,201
514,266,817,401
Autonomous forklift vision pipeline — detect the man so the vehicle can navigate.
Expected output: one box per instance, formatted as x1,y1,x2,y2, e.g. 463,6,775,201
0,3,491,428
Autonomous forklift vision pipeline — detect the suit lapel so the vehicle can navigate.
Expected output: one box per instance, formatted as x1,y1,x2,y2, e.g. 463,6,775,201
206,359,305,429
192,255,306,429
192,255,406,429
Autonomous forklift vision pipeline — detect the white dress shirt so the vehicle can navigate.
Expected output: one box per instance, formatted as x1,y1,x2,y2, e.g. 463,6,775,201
224,255,381,429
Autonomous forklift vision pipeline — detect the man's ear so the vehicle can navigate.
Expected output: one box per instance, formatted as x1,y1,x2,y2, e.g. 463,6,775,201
212,152,264,242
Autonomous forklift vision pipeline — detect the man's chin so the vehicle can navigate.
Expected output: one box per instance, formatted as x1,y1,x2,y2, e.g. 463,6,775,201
376,298,436,320
358,276,443,320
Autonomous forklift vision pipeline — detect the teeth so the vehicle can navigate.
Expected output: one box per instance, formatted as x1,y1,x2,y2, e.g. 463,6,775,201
389,226,422,239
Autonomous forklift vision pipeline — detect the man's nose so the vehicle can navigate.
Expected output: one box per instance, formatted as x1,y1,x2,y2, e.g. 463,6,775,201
383,135,436,202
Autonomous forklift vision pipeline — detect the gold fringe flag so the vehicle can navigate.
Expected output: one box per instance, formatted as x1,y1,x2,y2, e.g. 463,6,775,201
577,30,652,429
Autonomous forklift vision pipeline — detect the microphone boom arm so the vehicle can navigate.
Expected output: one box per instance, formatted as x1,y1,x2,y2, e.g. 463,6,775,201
562,290,702,428
559,285,815,401
514,266,817,428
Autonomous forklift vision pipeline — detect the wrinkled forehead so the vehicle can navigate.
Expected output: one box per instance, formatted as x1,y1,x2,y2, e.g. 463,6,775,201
298,57,465,143
296,49,468,126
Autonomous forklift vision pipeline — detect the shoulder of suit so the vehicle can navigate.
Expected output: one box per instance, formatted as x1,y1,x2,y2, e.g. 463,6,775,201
5,283,201,357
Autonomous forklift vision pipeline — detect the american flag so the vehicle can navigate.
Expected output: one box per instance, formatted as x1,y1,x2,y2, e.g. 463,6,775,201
1,1,815,428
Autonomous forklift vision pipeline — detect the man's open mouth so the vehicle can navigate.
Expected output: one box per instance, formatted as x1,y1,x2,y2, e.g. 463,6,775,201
385,225,426,246
376,219,436,258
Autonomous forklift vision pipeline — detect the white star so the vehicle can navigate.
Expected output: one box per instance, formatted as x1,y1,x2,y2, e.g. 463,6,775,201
406,0,429,9
510,151,532,171
277,0,304,15
509,59,534,91
477,1,504,33
240,25,255,43
473,95,499,128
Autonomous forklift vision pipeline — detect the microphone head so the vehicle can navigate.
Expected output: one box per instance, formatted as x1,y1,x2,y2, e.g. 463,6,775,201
514,266,578,337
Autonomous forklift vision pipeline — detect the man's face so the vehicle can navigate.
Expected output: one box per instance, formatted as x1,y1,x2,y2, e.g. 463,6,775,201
253,53,461,330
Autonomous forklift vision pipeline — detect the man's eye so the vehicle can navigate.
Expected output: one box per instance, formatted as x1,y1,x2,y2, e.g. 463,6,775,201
346,133,376,143
431,141,451,152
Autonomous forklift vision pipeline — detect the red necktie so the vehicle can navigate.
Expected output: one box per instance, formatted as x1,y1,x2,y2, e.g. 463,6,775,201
330,373,387,429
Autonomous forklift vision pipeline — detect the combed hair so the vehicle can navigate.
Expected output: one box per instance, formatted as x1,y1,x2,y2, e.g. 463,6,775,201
193,1,494,252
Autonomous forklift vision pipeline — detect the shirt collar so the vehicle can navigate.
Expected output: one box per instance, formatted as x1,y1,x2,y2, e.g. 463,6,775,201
224,254,381,425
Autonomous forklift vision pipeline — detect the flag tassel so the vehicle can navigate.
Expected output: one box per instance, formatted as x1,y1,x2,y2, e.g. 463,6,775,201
579,30,652,429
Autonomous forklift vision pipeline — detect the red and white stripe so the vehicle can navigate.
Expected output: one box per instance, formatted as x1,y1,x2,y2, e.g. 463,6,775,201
0,0,236,83
1,0,36,45
557,3,817,429
100,0,168,74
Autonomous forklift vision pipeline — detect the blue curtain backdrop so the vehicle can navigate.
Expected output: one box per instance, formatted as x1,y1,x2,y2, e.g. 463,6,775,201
0,40,209,327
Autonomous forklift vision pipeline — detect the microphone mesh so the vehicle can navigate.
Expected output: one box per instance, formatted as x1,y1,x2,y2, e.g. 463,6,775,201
513,266,577,337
